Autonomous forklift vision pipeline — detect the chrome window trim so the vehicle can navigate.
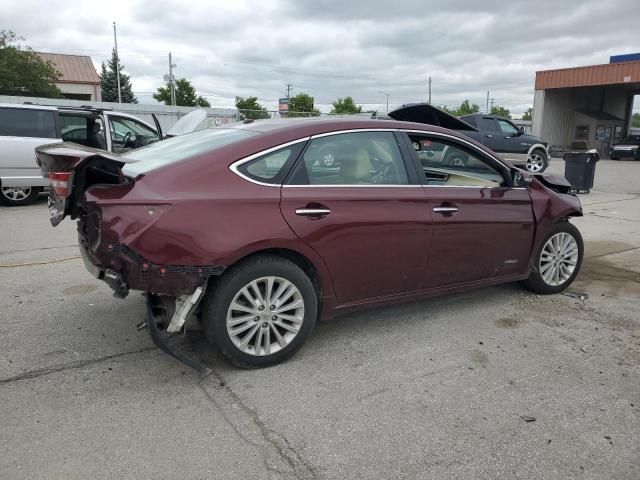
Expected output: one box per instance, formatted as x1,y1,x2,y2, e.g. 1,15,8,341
228,137,311,187
310,128,398,139
228,128,525,189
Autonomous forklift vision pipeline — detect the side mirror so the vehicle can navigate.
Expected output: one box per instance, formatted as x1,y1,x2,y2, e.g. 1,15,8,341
512,169,528,187
518,126,525,135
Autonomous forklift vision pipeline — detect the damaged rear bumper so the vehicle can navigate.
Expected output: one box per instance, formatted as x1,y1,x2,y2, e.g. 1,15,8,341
80,235,225,298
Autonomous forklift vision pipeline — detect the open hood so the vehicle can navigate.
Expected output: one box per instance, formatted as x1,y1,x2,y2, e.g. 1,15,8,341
387,103,477,131
166,109,208,137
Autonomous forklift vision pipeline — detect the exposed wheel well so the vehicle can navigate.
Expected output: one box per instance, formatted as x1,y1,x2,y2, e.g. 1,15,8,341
220,248,322,296
210,248,323,322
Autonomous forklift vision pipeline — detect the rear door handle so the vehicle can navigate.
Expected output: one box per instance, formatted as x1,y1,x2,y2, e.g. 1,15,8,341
433,206,459,214
485,134,493,138
296,208,331,217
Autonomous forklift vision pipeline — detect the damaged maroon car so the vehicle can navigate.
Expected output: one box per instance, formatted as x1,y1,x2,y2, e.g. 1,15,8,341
36,116,584,370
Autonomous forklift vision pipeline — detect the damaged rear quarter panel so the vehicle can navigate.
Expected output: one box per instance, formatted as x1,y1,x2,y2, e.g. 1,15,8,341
84,150,336,300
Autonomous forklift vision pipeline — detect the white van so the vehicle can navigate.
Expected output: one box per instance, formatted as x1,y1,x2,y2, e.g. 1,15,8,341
0,103,164,206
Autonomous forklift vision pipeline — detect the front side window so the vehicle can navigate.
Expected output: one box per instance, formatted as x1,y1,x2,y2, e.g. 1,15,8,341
109,117,160,153
288,131,408,185
0,108,56,138
497,119,519,135
410,135,505,187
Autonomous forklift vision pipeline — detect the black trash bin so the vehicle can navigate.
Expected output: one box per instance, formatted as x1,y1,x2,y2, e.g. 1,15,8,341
563,150,599,193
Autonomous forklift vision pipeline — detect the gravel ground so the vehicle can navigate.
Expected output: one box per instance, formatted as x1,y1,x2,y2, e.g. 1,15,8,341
1,159,639,479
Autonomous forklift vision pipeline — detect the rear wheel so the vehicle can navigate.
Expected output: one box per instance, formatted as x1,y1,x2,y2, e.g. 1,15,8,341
0,185,40,206
525,149,548,173
202,255,318,368
520,222,583,294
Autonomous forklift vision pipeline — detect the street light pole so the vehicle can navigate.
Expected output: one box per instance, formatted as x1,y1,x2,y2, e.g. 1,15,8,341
378,91,390,112
113,22,122,103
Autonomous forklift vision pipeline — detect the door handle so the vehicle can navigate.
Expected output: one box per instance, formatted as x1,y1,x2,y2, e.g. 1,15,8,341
296,207,331,217
504,135,512,139
433,206,459,214
485,134,493,138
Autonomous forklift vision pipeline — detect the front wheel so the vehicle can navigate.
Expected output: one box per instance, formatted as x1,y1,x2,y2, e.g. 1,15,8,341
520,222,584,294
525,149,548,173
0,185,40,206
202,255,318,368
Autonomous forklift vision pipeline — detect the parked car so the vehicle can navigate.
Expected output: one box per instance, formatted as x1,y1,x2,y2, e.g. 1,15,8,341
36,117,584,370
386,104,551,173
0,103,164,206
609,134,640,160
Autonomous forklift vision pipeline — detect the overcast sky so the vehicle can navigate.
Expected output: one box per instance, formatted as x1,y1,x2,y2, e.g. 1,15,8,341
4,0,640,115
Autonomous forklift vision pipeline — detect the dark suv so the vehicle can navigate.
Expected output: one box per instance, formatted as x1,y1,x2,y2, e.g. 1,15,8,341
387,104,550,173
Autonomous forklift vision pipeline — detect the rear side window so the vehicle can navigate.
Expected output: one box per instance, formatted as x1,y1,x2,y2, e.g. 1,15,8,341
288,131,409,185
0,107,57,138
479,117,498,132
236,144,304,184
123,128,259,175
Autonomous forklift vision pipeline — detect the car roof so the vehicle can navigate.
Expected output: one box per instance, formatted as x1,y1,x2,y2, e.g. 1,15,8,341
0,102,58,111
223,116,467,139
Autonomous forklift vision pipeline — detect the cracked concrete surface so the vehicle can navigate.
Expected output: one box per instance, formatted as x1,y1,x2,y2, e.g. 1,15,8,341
1,159,639,479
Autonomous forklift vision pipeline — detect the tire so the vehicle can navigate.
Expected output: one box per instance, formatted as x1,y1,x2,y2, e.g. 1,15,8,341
525,149,548,173
202,255,318,368
610,156,618,160
0,185,40,206
445,153,467,167
520,221,584,294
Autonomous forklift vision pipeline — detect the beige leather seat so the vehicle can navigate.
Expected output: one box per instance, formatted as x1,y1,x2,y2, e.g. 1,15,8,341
340,147,371,184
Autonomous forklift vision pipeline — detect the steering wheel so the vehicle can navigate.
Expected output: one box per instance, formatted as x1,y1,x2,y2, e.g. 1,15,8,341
121,131,131,148
370,160,392,184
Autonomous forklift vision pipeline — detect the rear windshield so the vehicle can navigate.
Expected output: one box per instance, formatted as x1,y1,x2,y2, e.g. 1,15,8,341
122,128,258,175
0,107,57,138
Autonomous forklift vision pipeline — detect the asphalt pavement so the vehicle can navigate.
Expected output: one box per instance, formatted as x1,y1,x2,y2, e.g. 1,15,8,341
1,159,639,479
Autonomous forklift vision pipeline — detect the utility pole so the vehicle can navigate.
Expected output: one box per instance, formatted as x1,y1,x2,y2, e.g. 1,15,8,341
378,91,390,112
428,77,432,105
169,52,176,106
113,22,122,103
286,83,293,100
486,91,489,114
489,98,495,113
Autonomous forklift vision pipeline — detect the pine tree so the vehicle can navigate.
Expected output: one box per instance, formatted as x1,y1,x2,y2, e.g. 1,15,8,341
100,48,137,103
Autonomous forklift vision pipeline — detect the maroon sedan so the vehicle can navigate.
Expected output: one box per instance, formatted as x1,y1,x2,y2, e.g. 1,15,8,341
36,117,584,370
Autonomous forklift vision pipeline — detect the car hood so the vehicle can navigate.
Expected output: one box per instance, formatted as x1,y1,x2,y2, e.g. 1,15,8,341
387,103,478,131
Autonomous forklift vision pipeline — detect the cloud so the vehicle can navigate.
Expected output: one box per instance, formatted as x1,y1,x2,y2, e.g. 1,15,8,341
4,0,639,115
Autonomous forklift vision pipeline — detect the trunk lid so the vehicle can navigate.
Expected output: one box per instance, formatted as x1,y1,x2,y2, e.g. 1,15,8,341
387,103,478,131
36,143,138,225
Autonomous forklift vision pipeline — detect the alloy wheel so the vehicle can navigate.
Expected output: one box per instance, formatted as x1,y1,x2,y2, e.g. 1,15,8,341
226,276,305,356
1,186,32,202
539,232,579,286
525,153,545,172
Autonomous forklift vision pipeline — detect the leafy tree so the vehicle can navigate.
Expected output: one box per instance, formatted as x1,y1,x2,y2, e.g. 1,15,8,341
153,77,210,107
330,96,362,114
490,105,511,119
437,100,480,117
287,93,320,117
456,99,480,116
522,107,533,121
631,112,640,129
235,96,270,119
100,48,137,103
0,30,61,97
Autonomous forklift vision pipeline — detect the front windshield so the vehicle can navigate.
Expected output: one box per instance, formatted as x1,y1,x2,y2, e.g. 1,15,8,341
123,128,259,176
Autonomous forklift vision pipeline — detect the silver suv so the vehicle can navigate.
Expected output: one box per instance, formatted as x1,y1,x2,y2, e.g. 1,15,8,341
0,103,162,206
